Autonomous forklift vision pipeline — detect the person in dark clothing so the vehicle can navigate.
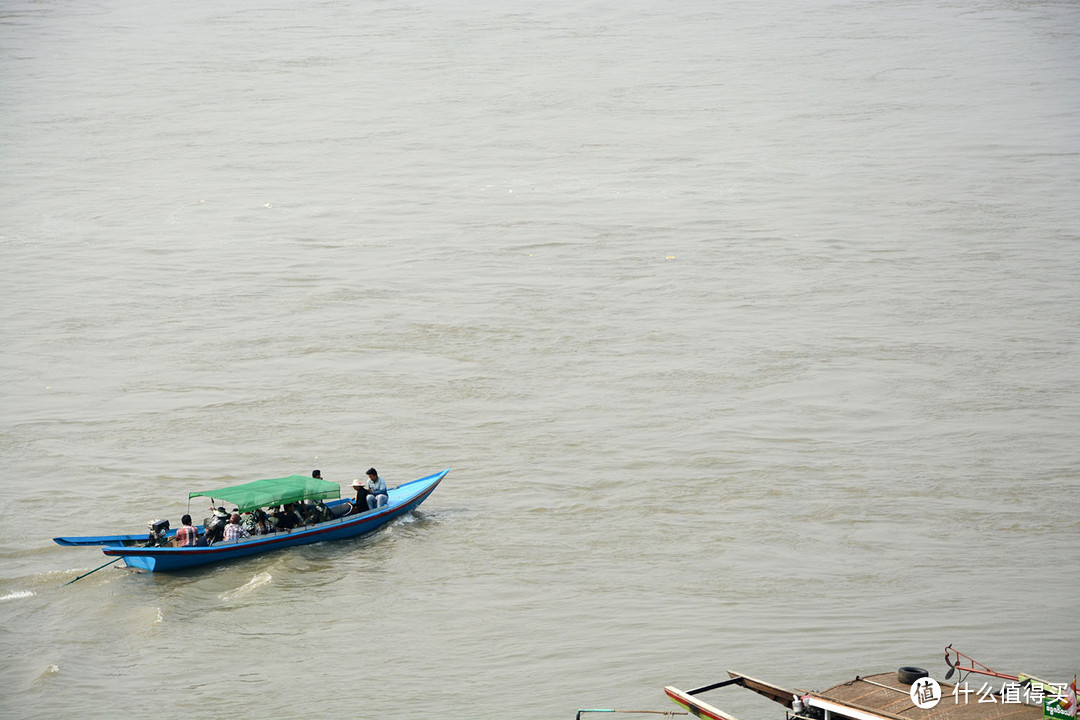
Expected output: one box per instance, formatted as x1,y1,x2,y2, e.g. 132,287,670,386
351,478,371,512
274,503,302,530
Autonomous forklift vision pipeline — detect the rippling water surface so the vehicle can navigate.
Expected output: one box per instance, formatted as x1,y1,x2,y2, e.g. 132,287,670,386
2,1,1078,718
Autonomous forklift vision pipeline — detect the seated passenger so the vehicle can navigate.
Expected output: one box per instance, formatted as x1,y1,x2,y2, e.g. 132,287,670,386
223,513,250,542
204,507,230,544
263,507,280,531
351,478,371,511
306,500,331,523
174,514,199,547
254,508,272,534
241,509,271,535
274,503,302,531
365,468,388,510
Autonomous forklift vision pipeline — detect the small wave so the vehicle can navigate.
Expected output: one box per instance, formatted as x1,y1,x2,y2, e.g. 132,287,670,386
1,590,36,602
34,665,60,682
219,572,272,601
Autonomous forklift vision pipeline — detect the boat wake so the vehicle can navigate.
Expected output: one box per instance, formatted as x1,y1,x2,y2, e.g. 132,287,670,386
1,589,36,602
219,572,273,601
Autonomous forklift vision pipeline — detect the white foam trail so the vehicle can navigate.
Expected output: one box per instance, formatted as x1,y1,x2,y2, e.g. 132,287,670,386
1,590,36,602
219,572,272,601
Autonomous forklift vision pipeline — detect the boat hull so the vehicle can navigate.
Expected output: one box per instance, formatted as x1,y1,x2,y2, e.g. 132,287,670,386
64,469,447,572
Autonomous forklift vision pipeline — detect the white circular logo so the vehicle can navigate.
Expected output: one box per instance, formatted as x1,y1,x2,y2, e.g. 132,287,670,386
910,677,942,709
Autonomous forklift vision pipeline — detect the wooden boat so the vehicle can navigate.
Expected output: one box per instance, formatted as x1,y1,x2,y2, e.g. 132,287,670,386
665,647,1073,720
54,469,448,572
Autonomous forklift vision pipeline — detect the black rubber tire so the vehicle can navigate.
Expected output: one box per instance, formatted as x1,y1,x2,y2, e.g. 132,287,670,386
898,667,929,685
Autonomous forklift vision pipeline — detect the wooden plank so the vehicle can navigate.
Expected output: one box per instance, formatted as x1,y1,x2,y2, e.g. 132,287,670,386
726,671,798,707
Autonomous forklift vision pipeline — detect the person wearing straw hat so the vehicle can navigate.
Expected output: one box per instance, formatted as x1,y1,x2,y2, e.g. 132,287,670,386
351,476,371,511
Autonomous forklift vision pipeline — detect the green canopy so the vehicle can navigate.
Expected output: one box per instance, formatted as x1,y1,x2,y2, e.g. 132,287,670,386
189,475,340,513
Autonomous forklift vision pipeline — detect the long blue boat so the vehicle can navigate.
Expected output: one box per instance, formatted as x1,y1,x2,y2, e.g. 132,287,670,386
54,469,448,572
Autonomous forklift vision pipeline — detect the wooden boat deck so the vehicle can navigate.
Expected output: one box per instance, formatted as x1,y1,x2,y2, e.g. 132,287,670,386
669,646,1061,720
808,672,1041,720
